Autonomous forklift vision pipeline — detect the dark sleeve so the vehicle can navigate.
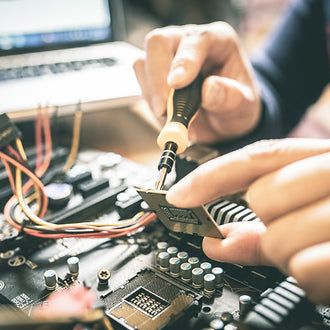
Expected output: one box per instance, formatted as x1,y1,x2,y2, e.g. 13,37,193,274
214,0,330,153
251,0,329,137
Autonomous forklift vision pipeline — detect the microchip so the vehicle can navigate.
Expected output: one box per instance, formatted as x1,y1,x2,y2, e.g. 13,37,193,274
103,268,202,330
136,189,223,239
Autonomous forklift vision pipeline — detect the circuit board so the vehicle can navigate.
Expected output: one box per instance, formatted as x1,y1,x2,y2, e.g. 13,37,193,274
0,146,328,330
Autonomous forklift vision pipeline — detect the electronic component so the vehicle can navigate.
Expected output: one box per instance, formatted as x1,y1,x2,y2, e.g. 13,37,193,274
155,74,204,190
103,268,202,330
97,269,111,287
0,145,327,330
239,295,253,316
43,270,57,291
136,188,224,239
67,256,79,277
241,277,315,329
0,113,21,149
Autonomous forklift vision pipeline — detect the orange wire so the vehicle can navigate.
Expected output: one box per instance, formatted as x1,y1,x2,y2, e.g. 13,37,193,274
1,151,48,218
35,106,52,178
1,158,16,194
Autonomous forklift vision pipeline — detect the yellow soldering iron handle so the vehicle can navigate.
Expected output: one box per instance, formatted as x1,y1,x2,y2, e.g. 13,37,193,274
157,73,204,154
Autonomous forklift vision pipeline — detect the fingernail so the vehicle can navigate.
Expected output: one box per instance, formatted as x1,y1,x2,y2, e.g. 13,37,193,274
167,66,186,86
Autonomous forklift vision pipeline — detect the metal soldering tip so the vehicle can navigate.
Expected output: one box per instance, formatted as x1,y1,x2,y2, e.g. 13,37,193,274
155,167,167,190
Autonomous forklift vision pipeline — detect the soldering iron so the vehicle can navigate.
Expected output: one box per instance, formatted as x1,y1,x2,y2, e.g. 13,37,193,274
155,73,204,190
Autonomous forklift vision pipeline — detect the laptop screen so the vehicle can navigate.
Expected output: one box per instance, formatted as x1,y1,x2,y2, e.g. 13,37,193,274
0,0,112,55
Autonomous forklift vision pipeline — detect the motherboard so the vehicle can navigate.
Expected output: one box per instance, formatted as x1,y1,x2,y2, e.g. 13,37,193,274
0,139,329,330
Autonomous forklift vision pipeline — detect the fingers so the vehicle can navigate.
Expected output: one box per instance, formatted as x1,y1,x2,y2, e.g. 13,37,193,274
166,25,208,87
134,22,248,115
247,152,330,222
261,195,330,272
289,242,330,305
202,221,271,265
167,138,330,208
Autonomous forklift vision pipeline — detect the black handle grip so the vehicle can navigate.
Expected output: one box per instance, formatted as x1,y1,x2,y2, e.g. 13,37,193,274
171,73,203,127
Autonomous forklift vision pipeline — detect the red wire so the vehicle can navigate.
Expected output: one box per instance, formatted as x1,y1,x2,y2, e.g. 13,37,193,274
7,145,23,163
1,158,16,194
36,107,52,178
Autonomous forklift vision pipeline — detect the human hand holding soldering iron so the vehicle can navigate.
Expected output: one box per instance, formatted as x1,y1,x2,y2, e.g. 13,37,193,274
134,22,330,305
133,22,261,145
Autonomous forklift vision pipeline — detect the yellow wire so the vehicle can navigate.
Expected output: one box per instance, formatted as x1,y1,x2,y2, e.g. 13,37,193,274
15,167,55,227
14,120,146,232
14,172,145,230
62,110,83,173
16,138,42,215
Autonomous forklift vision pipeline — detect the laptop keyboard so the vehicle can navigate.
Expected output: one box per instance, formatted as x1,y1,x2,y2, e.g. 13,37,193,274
0,57,116,82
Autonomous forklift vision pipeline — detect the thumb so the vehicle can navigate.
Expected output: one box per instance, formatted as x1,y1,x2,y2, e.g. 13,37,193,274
202,221,271,265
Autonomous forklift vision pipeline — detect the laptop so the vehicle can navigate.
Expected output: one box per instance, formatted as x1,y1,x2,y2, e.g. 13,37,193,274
0,0,143,120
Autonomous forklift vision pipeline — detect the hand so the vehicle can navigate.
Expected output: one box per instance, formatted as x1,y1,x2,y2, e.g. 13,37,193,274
166,138,330,305
134,22,261,144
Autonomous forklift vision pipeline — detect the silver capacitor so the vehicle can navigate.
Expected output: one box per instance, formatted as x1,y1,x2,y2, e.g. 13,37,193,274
157,242,169,253
239,295,252,316
44,269,57,291
169,257,181,277
158,251,170,271
180,262,192,282
209,318,225,329
192,267,204,288
67,256,79,276
204,273,216,294
212,267,224,288
167,246,179,258
188,256,200,269
200,262,212,275
177,251,189,264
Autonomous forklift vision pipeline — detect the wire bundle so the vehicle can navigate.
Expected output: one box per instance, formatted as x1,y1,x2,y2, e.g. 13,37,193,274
0,107,156,239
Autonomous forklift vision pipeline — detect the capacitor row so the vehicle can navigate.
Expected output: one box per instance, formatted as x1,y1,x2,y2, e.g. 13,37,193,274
156,242,223,295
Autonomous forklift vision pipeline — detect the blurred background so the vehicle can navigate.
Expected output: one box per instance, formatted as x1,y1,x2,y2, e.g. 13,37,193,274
124,0,288,52
123,0,330,140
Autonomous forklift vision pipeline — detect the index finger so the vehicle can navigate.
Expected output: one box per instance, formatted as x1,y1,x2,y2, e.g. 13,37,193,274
166,138,330,207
